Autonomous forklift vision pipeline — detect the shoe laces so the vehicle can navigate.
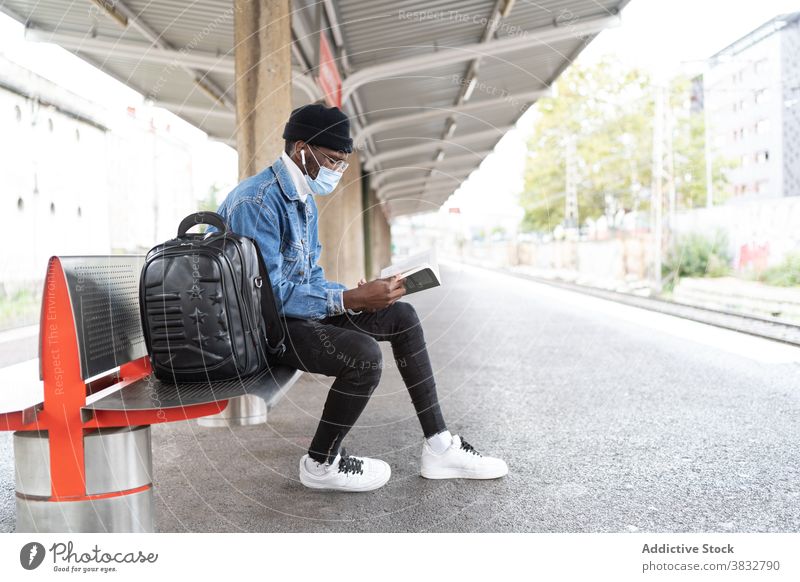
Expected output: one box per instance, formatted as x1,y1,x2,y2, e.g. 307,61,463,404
459,437,482,457
337,448,364,475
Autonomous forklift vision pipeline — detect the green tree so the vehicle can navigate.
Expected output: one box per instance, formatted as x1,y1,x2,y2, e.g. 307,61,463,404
520,60,730,234
521,58,654,233
520,145,566,232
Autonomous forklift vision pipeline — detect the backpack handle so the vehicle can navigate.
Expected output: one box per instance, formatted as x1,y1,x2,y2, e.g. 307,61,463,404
177,212,228,237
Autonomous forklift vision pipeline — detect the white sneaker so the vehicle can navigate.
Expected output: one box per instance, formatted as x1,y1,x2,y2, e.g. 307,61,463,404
421,434,508,479
299,448,391,492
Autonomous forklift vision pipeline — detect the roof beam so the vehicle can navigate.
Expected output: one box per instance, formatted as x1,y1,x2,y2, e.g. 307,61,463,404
24,28,321,103
292,72,323,101
452,0,508,108
365,126,513,169
0,5,29,25
382,194,457,218
152,102,235,120
371,150,492,189
379,186,458,202
381,169,473,190
81,0,232,109
426,0,507,181
378,171,473,198
322,0,345,48
316,1,381,163
341,14,620,102
25,28,236,71
376,185,463,201
355,89,547,144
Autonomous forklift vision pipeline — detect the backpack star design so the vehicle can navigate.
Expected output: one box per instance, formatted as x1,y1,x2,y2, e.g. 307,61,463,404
189,307,207,324
187,285,204,301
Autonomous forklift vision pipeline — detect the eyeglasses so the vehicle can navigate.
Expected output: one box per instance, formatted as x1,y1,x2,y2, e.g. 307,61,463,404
310,145,349,173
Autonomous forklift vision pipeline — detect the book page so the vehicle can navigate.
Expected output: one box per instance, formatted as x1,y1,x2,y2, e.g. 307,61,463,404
380,249,437,278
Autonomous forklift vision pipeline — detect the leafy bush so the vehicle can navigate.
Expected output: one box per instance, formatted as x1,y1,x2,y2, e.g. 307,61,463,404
759,252,800,287
662,230,731,285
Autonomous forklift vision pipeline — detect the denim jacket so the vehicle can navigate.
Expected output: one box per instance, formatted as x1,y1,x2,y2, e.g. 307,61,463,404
208,155,347,320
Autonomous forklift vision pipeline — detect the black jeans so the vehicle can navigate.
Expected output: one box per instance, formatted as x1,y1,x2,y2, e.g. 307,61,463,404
273,301,448,464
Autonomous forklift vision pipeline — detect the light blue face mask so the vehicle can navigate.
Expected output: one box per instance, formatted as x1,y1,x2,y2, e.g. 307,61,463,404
302,147,344,196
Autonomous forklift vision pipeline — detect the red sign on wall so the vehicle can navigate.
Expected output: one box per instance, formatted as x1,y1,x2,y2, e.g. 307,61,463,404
317,33,342,107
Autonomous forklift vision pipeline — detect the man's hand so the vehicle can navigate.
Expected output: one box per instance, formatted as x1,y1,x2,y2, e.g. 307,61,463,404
343,275,406,312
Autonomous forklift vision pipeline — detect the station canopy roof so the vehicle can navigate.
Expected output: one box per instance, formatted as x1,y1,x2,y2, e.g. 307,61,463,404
2,0,629,217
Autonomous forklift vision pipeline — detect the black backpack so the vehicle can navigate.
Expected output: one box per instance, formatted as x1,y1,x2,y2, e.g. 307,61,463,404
139,211,286,383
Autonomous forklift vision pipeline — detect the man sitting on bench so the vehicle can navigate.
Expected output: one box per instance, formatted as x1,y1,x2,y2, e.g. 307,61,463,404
214,104,508,492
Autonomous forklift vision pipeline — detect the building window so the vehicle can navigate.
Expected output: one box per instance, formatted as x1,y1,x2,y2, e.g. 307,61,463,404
47,118,54,132
49,202,55,215
756,119,770,134
755,150,769,164
77,206,82,217
17,197,24,211
754,59,767,74
14,105,22,122
755,89,768,105
75,128,80,142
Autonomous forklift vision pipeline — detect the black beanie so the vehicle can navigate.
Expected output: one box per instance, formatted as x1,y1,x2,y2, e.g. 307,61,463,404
282,103,353,153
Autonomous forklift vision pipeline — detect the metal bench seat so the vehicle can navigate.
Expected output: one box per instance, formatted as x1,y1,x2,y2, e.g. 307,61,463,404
85,365,301,412
1,254,300,533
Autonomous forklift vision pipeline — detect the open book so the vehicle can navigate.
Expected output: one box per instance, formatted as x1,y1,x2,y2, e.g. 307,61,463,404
380,249,441,295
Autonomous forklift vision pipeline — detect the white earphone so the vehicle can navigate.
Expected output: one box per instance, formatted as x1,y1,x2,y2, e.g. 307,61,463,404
300,148,306,166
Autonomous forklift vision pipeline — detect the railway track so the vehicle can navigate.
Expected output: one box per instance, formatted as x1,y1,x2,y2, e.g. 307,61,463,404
507,270,800,348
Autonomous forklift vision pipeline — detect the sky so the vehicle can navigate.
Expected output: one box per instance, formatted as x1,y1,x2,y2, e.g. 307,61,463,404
440,0,800,233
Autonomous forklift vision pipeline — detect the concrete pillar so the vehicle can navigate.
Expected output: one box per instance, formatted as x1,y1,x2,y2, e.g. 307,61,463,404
315,151,366,286
207,0,291,427
233,0,292,179
366,190,392,279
